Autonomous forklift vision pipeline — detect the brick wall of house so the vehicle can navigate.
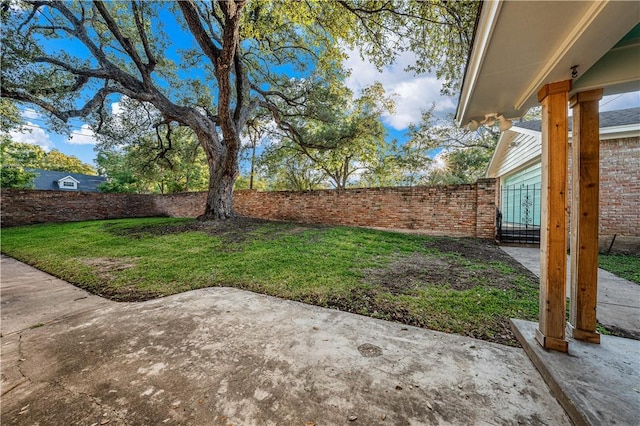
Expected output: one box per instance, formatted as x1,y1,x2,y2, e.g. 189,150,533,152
1,179,498,239
596,137,640,253
565,136,640,254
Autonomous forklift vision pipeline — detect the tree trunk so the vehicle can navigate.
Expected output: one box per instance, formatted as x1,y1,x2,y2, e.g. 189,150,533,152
198,137,239,221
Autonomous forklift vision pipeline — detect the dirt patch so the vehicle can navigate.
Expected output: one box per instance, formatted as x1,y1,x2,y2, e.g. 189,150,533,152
424,238,510,262
81,257,136,281
362,249,532,294
105,217,327,245
77,257,165,302
424,237,538,277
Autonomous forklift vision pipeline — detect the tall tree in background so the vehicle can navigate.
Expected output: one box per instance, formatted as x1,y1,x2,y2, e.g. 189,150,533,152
260,82,393,190
0,140,97,187
0,98,35,188
1,0,477,219
406,109,499,185
96,125,209,194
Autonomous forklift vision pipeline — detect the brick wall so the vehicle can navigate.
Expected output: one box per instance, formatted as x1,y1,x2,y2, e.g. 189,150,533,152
1,179,498,239
596,137,640,253
0,190,205,228
234,178,497,238
565,136,640,254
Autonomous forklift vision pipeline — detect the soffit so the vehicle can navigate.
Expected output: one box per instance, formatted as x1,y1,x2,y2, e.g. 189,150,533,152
456,1,640,127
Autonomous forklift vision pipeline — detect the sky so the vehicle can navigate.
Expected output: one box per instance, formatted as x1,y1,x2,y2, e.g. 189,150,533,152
7,7,640,169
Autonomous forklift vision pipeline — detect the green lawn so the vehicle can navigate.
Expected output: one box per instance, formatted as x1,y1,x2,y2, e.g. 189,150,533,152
1,217,541,346
599,254,640,284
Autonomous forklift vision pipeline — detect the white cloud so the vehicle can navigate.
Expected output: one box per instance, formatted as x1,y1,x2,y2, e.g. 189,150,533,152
344,48,456,130
67,124,98,145
22,108,41,120
8,123,55,151
111,101,123,116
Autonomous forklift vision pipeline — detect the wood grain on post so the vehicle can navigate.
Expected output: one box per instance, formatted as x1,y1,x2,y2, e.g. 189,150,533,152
568,88,603,344
535,80,571,353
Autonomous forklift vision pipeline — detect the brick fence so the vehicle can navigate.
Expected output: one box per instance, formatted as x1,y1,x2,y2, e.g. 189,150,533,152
0,178,498,239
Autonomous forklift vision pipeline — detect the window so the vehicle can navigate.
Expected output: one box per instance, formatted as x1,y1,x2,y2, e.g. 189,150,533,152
58,177,78,190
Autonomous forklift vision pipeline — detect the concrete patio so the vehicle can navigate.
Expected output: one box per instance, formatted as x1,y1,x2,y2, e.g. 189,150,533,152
501,246,640,338
503,246,640,425
1,255,569,425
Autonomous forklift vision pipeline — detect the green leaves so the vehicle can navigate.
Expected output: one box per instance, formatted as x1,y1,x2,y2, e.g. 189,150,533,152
0,139,96,175
96,125,209,194
258,81,393,189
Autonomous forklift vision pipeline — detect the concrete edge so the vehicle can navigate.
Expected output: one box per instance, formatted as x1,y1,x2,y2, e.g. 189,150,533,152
510,318,586,426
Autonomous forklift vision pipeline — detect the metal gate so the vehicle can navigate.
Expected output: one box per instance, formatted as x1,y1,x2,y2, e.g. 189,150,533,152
497,183,541,244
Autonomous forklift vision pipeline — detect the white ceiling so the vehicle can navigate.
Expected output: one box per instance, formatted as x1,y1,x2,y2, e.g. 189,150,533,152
456,1,640,127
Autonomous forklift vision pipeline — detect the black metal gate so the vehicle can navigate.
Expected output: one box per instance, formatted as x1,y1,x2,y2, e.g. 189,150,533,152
497,183,541,244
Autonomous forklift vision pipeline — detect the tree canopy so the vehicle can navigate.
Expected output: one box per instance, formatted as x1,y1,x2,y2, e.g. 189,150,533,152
1,0,478,217
407,109,500,185
0,139,97,187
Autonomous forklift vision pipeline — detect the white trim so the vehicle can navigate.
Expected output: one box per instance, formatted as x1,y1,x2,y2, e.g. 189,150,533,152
455,1,503,127
509,126,542,138
57,175,80,190
514,1,609,110
598,124,640,140
58,175,80,183
486,130,514,178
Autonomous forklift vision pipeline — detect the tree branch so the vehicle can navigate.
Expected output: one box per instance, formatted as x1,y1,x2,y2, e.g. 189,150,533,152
177,0,222,65
93,1,150,83
1,85,116,122
131,0,157,72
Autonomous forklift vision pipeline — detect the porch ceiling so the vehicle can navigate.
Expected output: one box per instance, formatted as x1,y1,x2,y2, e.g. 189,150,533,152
456,1,640,128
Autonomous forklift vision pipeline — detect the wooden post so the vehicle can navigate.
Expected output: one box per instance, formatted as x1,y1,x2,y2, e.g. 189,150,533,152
535,80,571,353
568,89,603,343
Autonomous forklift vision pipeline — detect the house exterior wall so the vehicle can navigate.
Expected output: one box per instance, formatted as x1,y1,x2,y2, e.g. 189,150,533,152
497,136,639,254
495,131,540,177
592,137,640,254
0,180,498,239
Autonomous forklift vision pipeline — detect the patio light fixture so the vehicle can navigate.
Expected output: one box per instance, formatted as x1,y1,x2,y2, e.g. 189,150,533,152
467,113,513,132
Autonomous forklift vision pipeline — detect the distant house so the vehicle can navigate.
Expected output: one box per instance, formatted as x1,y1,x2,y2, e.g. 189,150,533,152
486,107,640,251
26,168,107,193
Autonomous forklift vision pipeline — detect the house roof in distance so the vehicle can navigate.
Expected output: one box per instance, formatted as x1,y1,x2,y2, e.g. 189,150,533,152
515,107,640,132
487,107,640,179
26,168,107,192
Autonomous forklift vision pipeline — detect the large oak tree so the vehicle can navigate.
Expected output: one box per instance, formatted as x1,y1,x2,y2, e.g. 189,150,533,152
1,0,476,219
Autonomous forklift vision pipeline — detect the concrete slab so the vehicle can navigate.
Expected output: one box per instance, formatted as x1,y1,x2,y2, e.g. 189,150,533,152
501,246,640,338
511,319,640,426
1,256,571,425
1,256,107,336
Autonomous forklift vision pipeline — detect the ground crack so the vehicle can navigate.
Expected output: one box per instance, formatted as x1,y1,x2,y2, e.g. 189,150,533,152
1,334,33,399
50,380,131,425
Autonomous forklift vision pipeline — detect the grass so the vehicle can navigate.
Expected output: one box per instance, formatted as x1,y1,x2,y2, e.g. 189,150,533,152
599,254,640,284
1,217,541,346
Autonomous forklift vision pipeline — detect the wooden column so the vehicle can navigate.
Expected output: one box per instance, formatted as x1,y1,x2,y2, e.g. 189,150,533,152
535,80,571,353
568,89,603,343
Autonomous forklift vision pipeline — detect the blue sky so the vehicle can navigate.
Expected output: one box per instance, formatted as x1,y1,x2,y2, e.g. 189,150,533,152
8,7,640,169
